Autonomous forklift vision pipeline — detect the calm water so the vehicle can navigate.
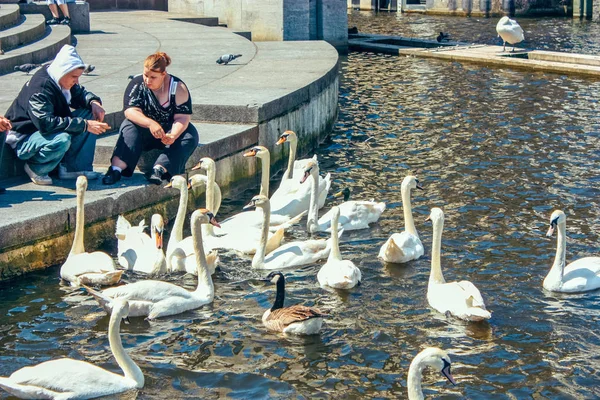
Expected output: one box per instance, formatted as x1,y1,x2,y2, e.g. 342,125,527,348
2,12,600,399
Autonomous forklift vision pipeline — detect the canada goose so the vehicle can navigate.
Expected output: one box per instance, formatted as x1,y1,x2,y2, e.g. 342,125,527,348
543,210,600,293
262,271,327,335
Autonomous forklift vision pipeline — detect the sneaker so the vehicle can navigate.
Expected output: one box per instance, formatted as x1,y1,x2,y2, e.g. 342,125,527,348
60,17,71,25
24,163,53,185
147,166,165,185
46,18,62,25
102,167,122,185
58,164,100,180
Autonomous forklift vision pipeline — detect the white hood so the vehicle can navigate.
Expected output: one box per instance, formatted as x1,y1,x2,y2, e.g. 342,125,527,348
47,45,85,104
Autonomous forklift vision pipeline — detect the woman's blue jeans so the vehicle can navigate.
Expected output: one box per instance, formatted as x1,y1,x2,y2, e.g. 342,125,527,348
14,109,97,176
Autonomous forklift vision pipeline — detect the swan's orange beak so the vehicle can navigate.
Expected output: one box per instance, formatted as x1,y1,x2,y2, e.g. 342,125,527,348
276,136,286,145
300,168,311,184
243,149,257,157
191,161,202,171
546,223,556,237
209,216,221,228
154,228,163,249
416,182,424,190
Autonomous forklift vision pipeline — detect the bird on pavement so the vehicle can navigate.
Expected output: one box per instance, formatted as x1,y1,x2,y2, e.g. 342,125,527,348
13,63,39,74
436,32,450,42
496,16,524,52
83,64,95,74
216,54,242,65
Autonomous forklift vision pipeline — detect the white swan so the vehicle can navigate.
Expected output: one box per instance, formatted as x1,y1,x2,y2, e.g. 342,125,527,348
0,299,144,399
60,176,122,287
165,175,218,275
271,130,331,215
317,206,362,289
303,160,386,233
496,16,524,52
378,176,424,264
427,208,492,322
543,210,600,293
115,214,166,276
262,271,327,335
407,347,456,400
85,209,218,320
216,146,307,233
246,195,332,270
186,158,284,256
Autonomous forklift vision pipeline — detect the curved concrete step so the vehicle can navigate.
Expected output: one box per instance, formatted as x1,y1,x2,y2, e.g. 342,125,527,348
0,24,71,75
0,14,46,53
0,4,20,30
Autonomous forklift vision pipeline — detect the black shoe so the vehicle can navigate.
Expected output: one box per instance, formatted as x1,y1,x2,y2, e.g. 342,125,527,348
46,18,62,25
60,17,71,26
147,166,165,185
102,167,121,185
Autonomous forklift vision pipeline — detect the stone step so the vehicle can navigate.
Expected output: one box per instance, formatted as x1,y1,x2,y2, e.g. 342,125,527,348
19,1,90,34
0,4,20,30
0,23,70,75
0,13,46,53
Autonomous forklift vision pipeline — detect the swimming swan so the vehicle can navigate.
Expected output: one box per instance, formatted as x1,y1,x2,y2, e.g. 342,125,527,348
543,210,600,293
85,209,218,320
496,16,524,52
378,176,424,264
303,160,385,233
115,214,167,276
426,208,492,322
0,299,144,399
262,271,327,335
246,195,332,270
60,176,122,287
317,206,362,289
407,347,456,400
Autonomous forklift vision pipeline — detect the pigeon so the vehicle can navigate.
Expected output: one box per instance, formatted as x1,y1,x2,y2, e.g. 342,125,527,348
496,16,524,52
436,32,450,43
14,63,40,74
216,54,242,65
83,64,95,75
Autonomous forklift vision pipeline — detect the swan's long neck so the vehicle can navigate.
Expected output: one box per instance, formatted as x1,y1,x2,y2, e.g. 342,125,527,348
284,137,298,180
307,167,320,233
407,354,426,400
429,217,446,285
192,216,213,296
253,202,271,269
108,310,144,388
548,221,567,284
271,276,285,311
328,211,342,262
258,153,270,198
70,187,85,255
205,167,216,236
168,184,188,247
402,184,418,237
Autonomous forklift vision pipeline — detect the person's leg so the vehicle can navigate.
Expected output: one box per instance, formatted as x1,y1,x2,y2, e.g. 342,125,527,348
57,0,71,25
61,109,97,177
16,131,71,183
0,131,6,194
103,119,150,184
46,0,61,24
152,124,199,182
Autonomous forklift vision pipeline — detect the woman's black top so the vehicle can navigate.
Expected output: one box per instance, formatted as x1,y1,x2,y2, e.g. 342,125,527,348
123,74,192,132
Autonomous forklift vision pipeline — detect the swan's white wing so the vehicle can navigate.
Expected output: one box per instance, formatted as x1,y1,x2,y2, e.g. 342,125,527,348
378,231,424,263
456,280,488,309
318,259,361,289
560,257,600,292
318,201,386,232
102,280,193,302
4,358,136,399
262,239,329,269
428,281,491,321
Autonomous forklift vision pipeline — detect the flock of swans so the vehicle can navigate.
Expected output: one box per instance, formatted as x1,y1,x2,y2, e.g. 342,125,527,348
1,129,599,399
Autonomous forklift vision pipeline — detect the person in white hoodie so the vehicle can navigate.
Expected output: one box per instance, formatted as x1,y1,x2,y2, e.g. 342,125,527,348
4,45,109,185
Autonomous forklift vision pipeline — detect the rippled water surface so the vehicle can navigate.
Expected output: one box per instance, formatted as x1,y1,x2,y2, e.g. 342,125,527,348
2,13,600,399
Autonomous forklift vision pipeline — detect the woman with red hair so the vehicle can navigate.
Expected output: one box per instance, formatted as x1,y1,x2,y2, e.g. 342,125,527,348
103,52,198,185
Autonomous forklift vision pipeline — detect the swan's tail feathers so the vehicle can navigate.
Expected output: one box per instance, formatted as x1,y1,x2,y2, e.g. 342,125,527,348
77,270,123,287
272,210,307,232
266,227,285,254
82,284,114,315
466,307,492,321
115,215,131,240
379,237,405,262
206,250,220,275
0,377,65,399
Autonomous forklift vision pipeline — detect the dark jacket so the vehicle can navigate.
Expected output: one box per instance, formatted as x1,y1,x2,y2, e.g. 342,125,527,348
4,66,101,136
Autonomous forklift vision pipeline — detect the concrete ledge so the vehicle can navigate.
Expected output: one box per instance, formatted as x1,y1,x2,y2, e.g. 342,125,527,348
20,1,90,33
0,14,46,52
0,4,20,30
88,0,167,11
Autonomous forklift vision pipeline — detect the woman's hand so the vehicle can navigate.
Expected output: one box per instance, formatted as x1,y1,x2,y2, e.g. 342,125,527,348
161,132,178,146
90,101,105,122
0,116,11,132
87,120,111,135
149,120,165,139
